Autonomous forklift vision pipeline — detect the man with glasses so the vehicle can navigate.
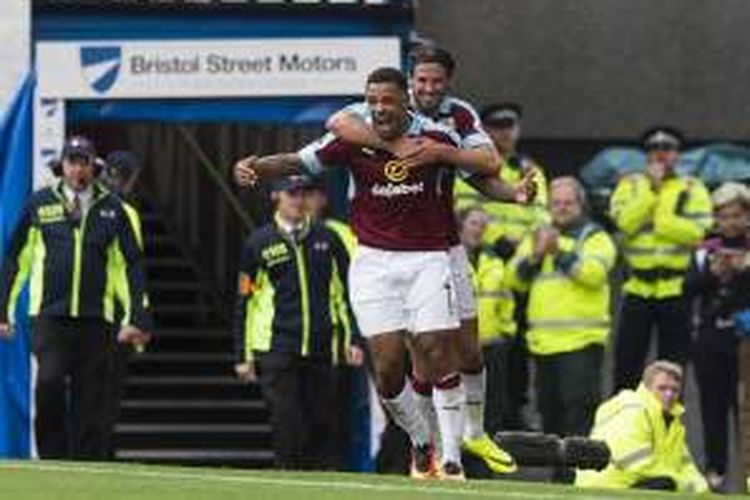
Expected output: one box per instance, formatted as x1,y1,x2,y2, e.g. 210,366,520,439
609,127,712,391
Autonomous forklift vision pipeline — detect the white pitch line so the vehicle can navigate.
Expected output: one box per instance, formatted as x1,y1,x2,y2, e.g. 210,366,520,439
0,462,619,500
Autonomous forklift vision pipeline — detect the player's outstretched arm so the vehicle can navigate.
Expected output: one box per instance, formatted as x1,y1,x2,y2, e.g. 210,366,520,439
234,153,304,188
397,139,499,178
440,144,499,177
468,168,537,204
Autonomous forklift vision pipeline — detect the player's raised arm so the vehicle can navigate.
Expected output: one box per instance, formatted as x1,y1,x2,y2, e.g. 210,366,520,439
233,153,305,188
467,166,537,204
436,142,500,177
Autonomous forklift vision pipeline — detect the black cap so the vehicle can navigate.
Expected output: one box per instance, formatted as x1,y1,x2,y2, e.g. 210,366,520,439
641,126,684,151
62,135,96,162
105,150,140,176
272,175,309,193
480,102,523,127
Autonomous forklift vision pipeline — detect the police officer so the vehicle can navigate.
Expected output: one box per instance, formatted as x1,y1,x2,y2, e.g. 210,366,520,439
610,127,713,391
0,135,151,459
233,175,358,470
508,177,616,482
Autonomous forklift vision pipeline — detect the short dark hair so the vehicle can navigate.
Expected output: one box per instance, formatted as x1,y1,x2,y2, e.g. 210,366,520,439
366,67,409,93
409,45,456,77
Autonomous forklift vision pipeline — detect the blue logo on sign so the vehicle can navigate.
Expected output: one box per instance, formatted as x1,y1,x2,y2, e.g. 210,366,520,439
80,46,122,94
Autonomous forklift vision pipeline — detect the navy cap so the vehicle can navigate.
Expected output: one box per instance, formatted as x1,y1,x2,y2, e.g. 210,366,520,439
105,150,140,176
272,175,309,193
641,126,683,151
62,135,96,161
480,102,523,127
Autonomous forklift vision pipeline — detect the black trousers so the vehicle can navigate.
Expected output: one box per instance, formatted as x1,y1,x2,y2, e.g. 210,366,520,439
106,343,133,458
257,351,340,470
614,294,691,391
694,341,738,475
31,316,114,459
507,293,531,427
534,344,604,438
482,340,517,435
535,344,604,483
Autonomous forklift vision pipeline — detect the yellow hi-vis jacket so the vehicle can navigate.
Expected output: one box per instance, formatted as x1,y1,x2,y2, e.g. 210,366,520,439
468,248,516,343
576,384,708,493
454,155,550,245
610,173,712,299
507,221,616,356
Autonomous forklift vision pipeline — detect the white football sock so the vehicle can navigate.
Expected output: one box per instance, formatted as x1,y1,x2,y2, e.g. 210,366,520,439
381,381,431,449
462,368,487,440
433,378,465,466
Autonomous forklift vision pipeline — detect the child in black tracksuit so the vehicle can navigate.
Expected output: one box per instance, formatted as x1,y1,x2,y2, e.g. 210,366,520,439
684,182,750,491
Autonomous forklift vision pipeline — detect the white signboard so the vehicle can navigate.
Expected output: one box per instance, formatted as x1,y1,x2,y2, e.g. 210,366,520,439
36,37,401,99
34,96,65,189
0,2,30,113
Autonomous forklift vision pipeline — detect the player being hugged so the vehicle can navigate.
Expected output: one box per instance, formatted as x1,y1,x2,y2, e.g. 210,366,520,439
234,67,497,480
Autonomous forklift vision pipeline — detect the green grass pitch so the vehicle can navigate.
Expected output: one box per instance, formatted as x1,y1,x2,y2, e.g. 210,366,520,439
0,461,740,499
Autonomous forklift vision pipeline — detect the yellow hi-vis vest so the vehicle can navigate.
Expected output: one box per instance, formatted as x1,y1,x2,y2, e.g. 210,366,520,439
610,173,712,299
576,384,708,493
454,156,550,245
508,222,616,356
468,249,516,343
324,218,357,364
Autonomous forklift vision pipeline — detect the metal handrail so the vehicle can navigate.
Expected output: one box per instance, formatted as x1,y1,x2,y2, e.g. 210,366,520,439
176,125,254,231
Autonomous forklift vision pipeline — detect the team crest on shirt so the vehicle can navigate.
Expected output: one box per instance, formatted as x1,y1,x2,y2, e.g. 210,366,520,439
383,160,410,183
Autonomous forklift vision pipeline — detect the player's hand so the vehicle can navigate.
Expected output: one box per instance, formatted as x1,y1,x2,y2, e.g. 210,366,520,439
118,325,151,352
234,155,260,188
0,323,13,339
346,345,364,367
235,362,257,384
404,138,451,167
389,137,449,169
514,169,537,204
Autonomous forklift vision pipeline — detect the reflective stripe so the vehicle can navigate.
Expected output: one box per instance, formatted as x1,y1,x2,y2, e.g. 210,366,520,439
8,228,38,321
681,212,712,221
535,271,566,282
294,242,311,357
29,229,45,316
614,446,653,469
592,402,645,432
70,227,83,317
624,246,691,256
477,291,514,300
529,318,609,330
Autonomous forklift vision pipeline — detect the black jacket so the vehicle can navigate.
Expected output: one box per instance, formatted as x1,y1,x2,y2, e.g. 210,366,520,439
0,182,151,329
233,216,353,363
